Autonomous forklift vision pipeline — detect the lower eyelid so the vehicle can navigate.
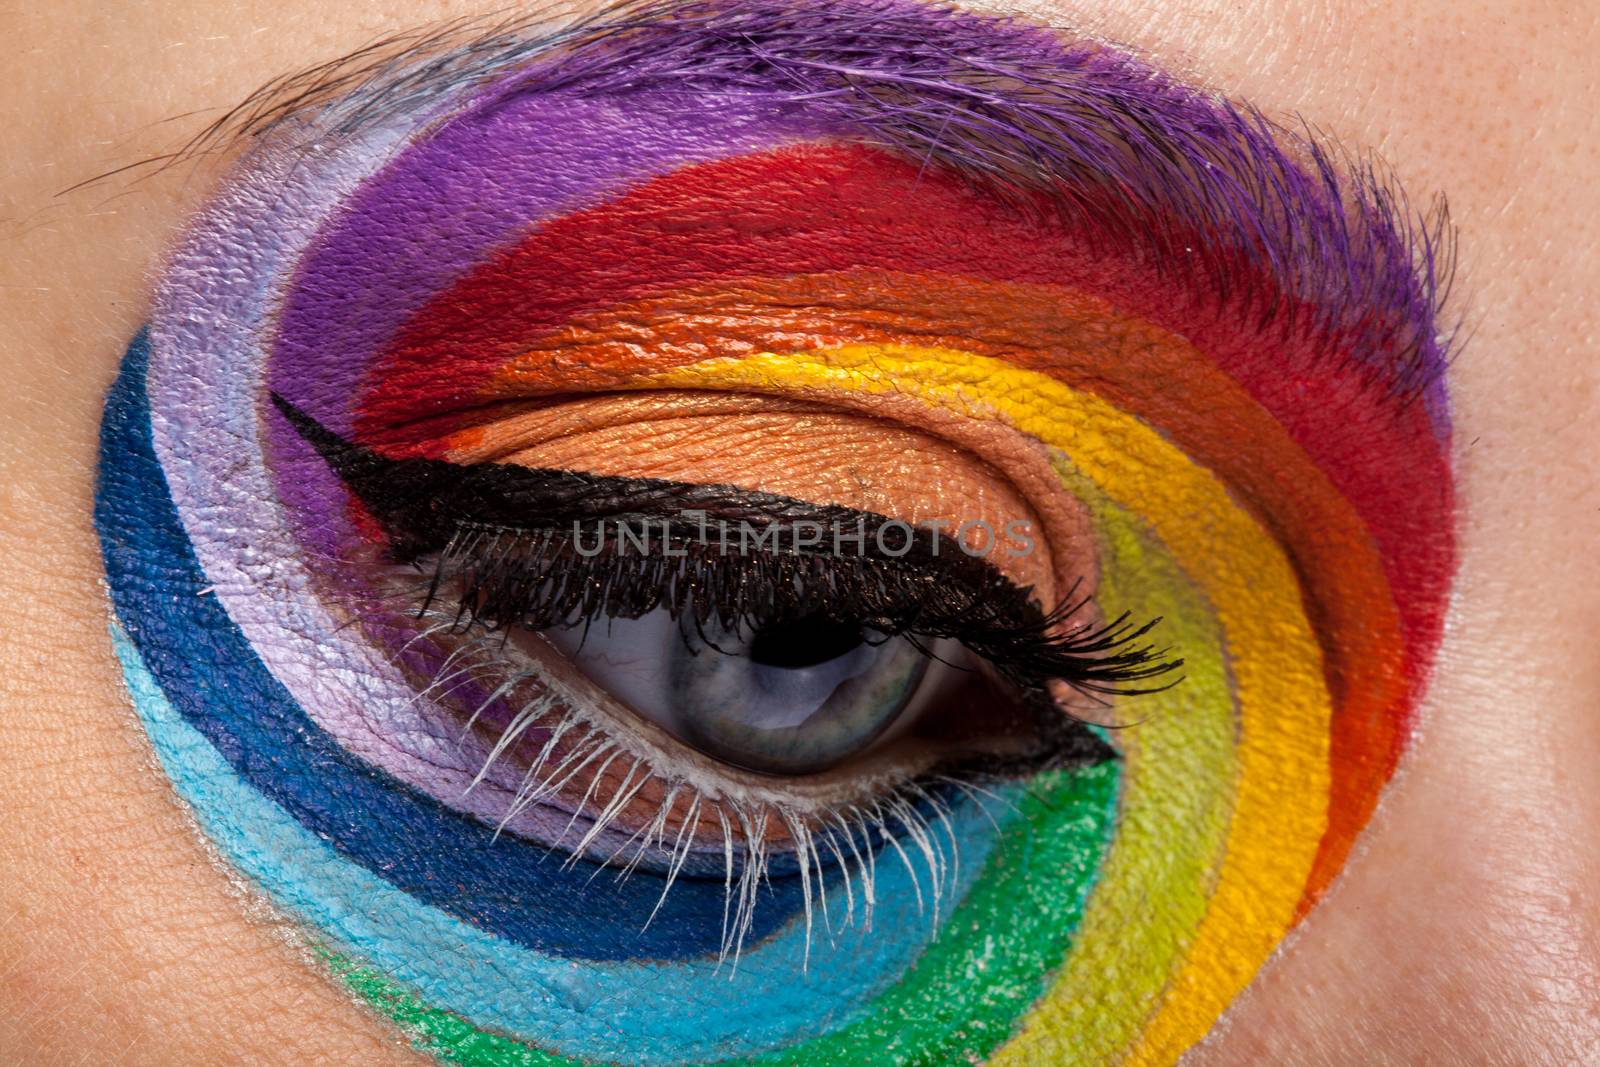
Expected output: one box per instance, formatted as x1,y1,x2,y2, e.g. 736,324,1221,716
404,621,969,878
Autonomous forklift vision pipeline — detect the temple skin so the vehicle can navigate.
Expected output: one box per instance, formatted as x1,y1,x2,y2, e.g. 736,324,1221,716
2,2,1599,1067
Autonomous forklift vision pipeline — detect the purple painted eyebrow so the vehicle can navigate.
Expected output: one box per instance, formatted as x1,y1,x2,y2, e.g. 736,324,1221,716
173,0,1457,404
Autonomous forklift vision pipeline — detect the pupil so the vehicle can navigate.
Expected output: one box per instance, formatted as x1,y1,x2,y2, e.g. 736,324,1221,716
748,616,865,669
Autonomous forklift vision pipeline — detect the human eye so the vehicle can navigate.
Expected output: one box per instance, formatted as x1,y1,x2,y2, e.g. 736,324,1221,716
93,2,1457,1065
278,387,1172,781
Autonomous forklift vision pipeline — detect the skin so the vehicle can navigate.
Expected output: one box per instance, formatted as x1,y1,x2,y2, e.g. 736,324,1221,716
1,0,1597,1064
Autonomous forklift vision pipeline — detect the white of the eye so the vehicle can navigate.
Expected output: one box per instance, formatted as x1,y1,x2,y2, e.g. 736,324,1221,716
543,608,682,729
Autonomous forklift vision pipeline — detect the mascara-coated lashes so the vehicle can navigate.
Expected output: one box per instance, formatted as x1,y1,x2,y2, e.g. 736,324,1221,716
430,522,1177,694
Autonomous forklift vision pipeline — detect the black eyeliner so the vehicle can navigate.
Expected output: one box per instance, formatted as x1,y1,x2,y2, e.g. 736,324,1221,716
274,392,1032,576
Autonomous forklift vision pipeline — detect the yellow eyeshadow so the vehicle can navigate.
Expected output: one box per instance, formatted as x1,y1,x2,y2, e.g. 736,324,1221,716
636,343,1333,1062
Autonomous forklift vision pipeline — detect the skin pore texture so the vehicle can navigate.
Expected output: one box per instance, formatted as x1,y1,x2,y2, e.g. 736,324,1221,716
0,3,1597,1067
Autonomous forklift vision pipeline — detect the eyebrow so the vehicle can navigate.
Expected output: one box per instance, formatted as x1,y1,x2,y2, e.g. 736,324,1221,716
135,0,1457,398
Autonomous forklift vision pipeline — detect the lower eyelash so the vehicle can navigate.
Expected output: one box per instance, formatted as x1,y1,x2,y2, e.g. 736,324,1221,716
463,653,953,968
394,594,1102,968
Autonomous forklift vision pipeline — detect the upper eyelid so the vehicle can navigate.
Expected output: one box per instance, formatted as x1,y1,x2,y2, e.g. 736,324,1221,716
273,388,1180,693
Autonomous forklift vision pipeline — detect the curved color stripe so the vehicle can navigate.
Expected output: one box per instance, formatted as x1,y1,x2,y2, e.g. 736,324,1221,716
105,333,1130,1065
352,152,1451,670
634,344,1334,1061
109,333,1134,1062
343,149,1447,902
109,622,1018,1064
997,491,1239,1062
102,333,809,962
323,759,1122,1067
466,270,1411,907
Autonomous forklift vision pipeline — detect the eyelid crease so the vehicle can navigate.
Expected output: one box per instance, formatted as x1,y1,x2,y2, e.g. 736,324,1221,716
438,390,865,462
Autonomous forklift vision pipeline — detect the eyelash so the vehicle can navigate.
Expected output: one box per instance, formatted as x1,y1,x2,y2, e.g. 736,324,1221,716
397,583,1072,967
426,518,1182,698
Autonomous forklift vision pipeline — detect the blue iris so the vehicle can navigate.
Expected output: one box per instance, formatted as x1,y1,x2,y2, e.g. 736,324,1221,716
548,610,932,775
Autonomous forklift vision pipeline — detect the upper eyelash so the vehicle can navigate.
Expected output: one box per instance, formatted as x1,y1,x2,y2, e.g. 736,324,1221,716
428,519,1181,698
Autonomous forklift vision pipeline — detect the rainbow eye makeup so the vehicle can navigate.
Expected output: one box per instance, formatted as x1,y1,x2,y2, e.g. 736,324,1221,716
94,1,1458,1064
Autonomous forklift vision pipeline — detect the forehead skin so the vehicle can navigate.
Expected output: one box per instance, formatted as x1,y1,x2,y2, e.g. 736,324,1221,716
1,1,1597,1065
